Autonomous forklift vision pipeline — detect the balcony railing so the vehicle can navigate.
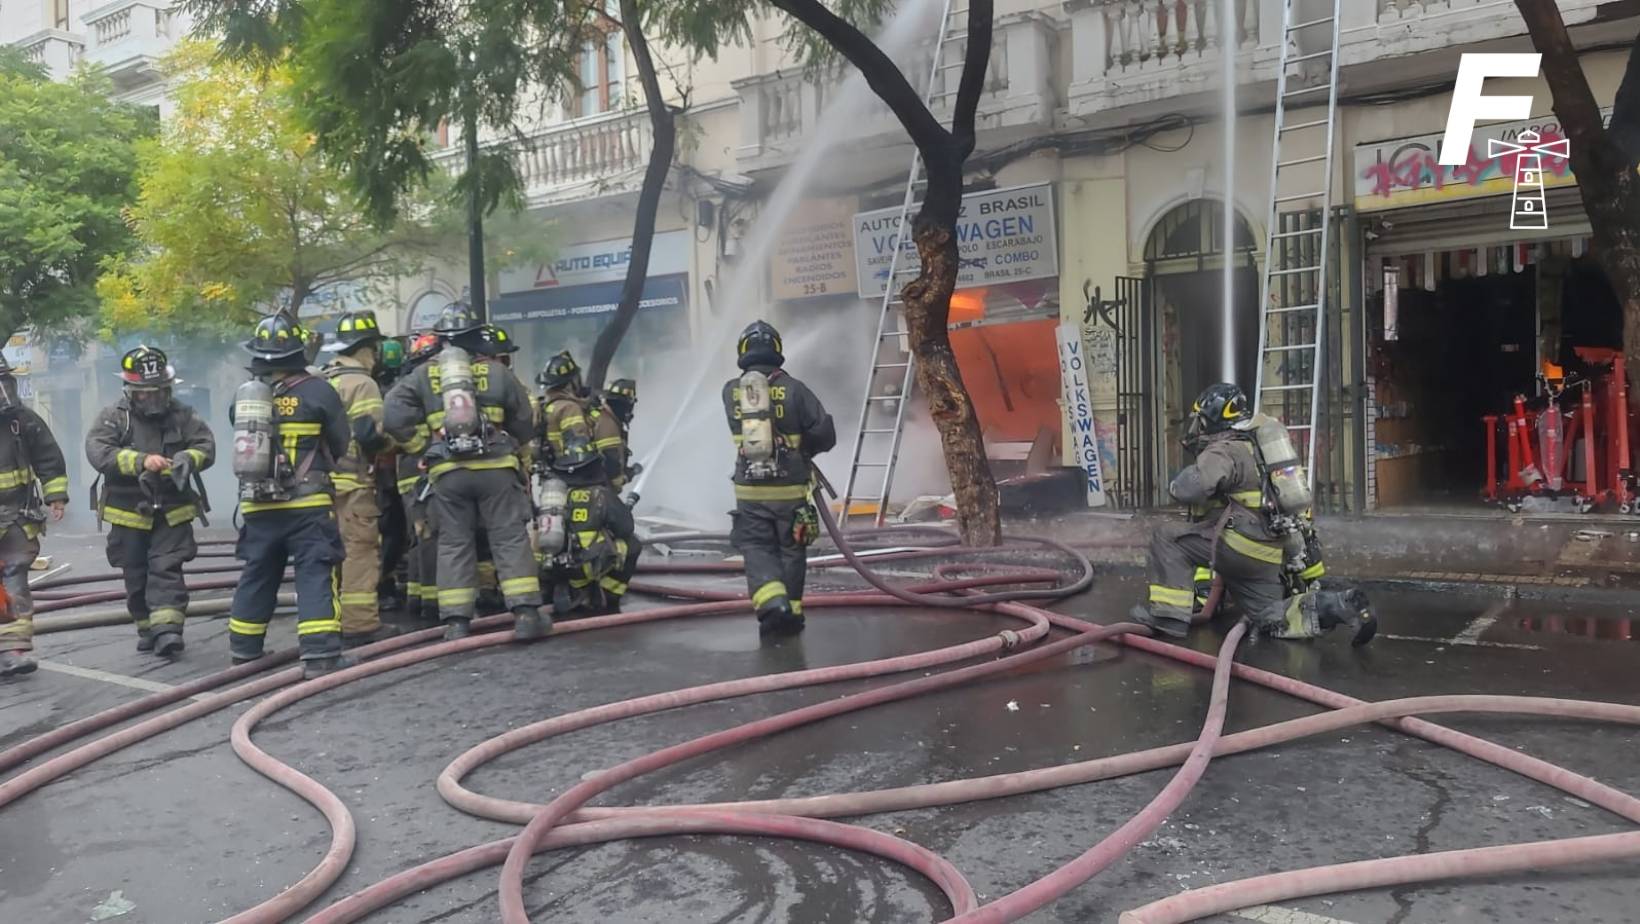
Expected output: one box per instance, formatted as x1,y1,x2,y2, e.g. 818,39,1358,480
436,108,656,207
81,0,176,91
17,29,85,80
1066,0,1613,118
733,11,1056,170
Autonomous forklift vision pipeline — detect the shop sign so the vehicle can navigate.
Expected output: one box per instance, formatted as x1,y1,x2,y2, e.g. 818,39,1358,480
491,274,687,323
1353,112,1607,212
499,230,690,293
770,198,859,300
853,183,1058,299
1056,322,1107,508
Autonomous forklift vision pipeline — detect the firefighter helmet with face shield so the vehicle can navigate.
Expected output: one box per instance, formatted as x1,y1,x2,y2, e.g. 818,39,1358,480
538,350,582,392
0,354,20,415
119,346,178,418
1185,382,1250,449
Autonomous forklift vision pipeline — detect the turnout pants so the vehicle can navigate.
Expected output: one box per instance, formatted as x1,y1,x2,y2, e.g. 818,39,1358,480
0,524,39,652
379,481,407,600
229,506,345,661
107,518,197,641
1147,523,1326,639
405,491,439,614
730,499,808,617
430,466,540,621
335,488,382,635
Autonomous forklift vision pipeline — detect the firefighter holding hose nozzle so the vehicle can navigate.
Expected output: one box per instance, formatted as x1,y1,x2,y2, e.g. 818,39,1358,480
85,346,214,659
723,320,835,638
0,355,69,679
1134,383,1376,645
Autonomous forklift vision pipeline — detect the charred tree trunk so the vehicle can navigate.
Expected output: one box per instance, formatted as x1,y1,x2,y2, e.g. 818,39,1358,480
1516,3,1640,390
587,0,677,393
772,0,1000,544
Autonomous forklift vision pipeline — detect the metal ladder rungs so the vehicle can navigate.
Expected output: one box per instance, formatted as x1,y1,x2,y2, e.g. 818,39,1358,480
867,395,901,403
1269,227,1323,239
1287,15,1336,31
1287,50,1334,64
855,461,891,468
1261,383,1316,392
1277,153,1328,168
1280,118,1331,134
1268,264,1322,277
861,428,898,435
1284,84,1331,98
1263,342,1319,353
875,362,911,370
1266,303,1321,314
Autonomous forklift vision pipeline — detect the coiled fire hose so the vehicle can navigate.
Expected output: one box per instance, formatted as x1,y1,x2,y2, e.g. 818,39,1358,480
2,503,1638,924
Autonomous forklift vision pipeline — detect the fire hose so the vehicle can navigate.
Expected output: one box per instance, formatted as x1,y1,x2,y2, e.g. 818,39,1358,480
2,507,1638,923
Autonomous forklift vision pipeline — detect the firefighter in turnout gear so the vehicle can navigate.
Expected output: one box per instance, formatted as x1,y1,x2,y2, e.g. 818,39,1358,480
1135,383,1375,646
0,355,68,679
85,347,215,658
373,336,409,613
229,314,354,679
534,353,639,622
322,310,400,647
600,377,640,488
723,321,835,638
384,303,541,641
396,332,443,622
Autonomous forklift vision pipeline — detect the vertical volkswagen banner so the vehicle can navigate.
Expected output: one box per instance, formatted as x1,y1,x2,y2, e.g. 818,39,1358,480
1057,322,1107,507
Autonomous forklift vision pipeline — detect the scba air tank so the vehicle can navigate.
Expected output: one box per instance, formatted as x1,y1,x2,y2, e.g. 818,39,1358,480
439,346,483,453
737,370,778,479
231,378,275,480
535,476,569,556
1250,413,1312,516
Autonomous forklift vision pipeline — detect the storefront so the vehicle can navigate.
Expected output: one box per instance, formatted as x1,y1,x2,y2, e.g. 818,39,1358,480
492,230,693,381
1353,114,1624,511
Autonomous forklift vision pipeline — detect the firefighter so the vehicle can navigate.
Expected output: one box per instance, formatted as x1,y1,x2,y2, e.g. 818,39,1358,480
228,313,354,678
536,351,637,617
599,377,640,487
0,356,68,679
395,331,443,623
384,303,541,641
322,309,399,647
373,336,409,613
535,440,638,618
722,321,835,638
1135,383,1375,645
85,346,215,658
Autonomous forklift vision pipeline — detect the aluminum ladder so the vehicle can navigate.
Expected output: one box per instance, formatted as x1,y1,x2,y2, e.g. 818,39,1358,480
1253,0,1343,485
838,0,972,526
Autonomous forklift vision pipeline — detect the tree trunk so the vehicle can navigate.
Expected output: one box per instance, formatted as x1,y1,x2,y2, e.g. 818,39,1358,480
905,155,1001,545
587,0,676,393
1515,2,1640,391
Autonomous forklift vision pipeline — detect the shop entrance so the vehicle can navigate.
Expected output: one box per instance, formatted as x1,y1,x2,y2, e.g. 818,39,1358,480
1142,199,1261,476
1367,247,1623,509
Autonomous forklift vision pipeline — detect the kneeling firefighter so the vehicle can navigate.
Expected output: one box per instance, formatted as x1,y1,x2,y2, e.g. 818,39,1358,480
384,303,541,640
85,347,215,658
1136,383,1375,645
723,321,835,637
229,314,354,678
0,356,70,679
533,351,638,624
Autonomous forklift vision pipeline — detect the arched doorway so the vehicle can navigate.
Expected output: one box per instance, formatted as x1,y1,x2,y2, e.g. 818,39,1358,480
1142,199,1260,473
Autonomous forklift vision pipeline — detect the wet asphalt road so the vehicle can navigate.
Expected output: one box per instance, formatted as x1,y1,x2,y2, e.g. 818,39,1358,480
2,532,1639,924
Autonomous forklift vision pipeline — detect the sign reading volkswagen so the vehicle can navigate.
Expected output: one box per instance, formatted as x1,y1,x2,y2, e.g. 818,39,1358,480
852,183,1058,299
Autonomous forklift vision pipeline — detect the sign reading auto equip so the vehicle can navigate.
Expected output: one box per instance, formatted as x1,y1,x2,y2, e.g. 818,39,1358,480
499,229,690,293
769,197,859,301
852,183,1058,299
1352,112,1606,212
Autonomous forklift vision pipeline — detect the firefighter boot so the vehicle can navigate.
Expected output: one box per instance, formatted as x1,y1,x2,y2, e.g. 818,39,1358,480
1,650,37,678
1317,589,1377,646
152,629,184,658
512,605,555,642
342,624,403,649
303,654,358,681
1129,604,1190,639
136,627,154,653
443,617,471,641
758,601,804,638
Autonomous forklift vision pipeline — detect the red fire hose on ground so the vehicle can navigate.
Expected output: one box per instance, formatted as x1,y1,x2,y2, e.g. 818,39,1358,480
4,504,1640,924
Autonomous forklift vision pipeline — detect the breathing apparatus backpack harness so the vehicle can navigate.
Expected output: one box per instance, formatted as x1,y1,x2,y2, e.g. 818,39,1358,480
1232,414,1316,573
232,374,330,503
430,345,491,458
736,368,786,482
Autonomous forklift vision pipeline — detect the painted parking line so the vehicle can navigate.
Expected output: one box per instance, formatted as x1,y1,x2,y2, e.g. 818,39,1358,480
35,660,212,702
1452,600,1508,645
1231,904,1360,924
1379,633,1543,651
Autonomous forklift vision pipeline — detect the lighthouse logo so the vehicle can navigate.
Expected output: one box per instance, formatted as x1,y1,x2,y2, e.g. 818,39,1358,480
1440,53,1571,230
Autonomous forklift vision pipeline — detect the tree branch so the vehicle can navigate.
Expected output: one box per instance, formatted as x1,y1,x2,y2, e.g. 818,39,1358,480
1513,0,1613,167
949,0,993,155
1609,25,1640,162
768,0,950,154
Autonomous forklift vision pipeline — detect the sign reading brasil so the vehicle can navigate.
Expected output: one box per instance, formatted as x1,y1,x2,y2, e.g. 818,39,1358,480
852,183,1059,299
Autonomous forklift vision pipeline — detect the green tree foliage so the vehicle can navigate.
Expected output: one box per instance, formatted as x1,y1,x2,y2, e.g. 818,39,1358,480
0,56,151,340
99,43,462,336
